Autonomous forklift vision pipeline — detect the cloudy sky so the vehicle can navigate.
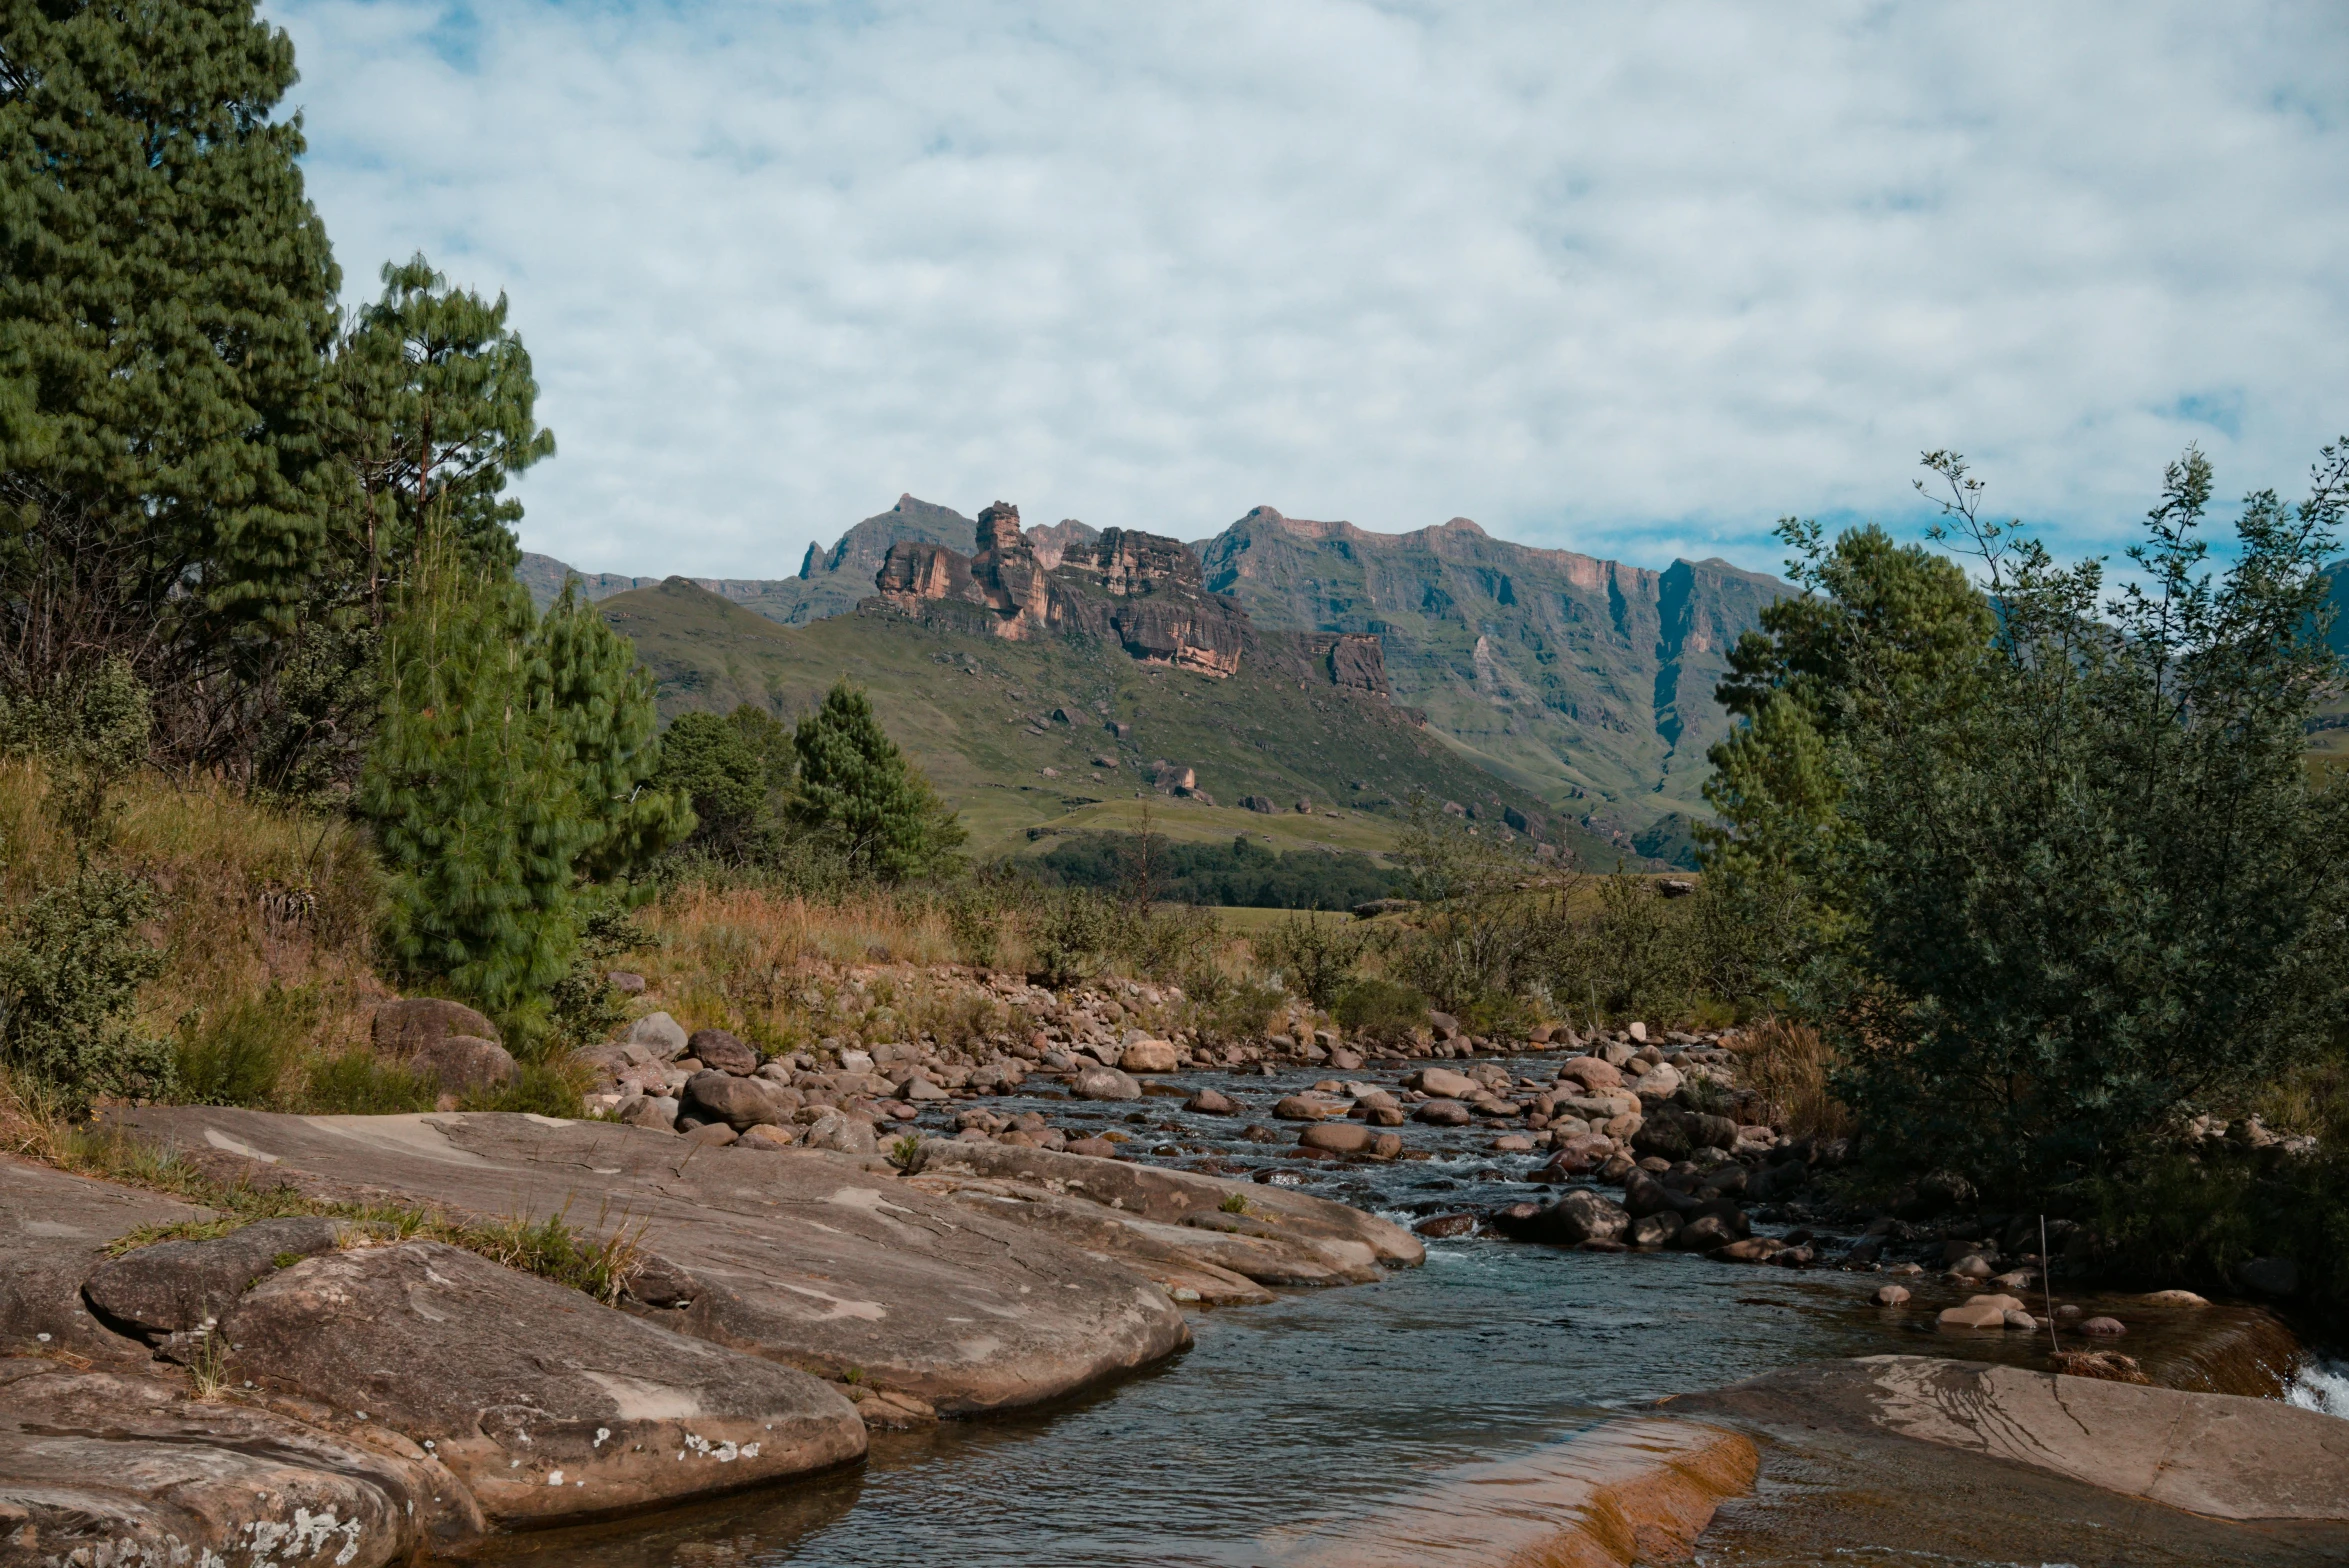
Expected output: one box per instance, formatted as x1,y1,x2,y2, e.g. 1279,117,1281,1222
273,0,2349,581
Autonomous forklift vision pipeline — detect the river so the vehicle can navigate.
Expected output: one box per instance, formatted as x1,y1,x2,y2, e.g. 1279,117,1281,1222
493,1052,2338,1566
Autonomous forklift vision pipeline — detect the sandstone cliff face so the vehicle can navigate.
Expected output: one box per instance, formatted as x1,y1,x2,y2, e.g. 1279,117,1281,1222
1196,506,1789,822
873,506,1264,680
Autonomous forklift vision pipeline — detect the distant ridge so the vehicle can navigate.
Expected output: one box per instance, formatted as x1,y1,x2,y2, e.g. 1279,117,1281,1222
521,495,1794,835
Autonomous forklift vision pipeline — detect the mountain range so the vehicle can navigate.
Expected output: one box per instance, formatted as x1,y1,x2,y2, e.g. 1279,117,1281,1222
525,496,1797,856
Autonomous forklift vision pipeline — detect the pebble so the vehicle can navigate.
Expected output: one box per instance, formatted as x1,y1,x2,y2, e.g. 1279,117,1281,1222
1873,1284,1910,1307
2081,1316,2127,1337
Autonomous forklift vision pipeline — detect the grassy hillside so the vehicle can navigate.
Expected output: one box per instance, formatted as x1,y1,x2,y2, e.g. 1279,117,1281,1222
597,577,1644,866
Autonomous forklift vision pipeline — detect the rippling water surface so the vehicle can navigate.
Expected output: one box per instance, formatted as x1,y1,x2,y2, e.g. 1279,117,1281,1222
502,1054,2330,1568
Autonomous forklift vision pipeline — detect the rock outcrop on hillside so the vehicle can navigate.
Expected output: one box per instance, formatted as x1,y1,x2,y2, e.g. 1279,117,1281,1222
874,501,1257,677
1196,506,1790,825
524,494,981,621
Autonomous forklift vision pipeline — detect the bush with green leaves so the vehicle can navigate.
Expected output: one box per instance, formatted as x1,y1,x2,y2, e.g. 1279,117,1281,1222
654,705,795,864
1261,914,1368,1008
1711,444,2349,1200
1332,977,1428,1042
300,1050,439,1116
0,866,173,1112
172,986,320,1108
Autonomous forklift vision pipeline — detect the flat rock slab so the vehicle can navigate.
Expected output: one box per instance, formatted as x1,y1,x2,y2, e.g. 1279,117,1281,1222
1269,1416,1757,1567
221,1240,866,1524
0,1155,211,1364
909,1139,1425,1270
0,1357,485,1567
108,1108,1191,1413
1675,1355,2349,1565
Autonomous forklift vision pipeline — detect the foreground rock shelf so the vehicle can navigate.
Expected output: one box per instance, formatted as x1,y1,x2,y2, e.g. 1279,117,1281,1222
0,1107,1425,1559
1678,1355,2349,1563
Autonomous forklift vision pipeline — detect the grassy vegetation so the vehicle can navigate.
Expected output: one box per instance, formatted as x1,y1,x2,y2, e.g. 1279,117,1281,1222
1027,831,1402,909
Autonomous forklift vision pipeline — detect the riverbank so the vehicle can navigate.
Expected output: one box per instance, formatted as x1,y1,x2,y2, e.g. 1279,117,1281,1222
6,987,2344,1564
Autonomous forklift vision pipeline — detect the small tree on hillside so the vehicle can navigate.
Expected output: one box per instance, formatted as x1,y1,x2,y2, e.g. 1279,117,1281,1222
654,705,795,864
789,683,964,882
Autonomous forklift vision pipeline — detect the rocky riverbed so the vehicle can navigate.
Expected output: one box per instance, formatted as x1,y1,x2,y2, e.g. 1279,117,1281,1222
6,979,2345,1566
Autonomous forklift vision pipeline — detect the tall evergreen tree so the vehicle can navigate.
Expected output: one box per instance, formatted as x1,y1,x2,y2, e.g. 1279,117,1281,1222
357,532,686,1011
0,0,343,754
340,255,554,598
654,705,795,864
791,683,964,882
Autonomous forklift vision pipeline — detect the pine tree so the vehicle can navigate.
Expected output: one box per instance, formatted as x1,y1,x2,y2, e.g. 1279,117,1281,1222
655,705,794,863
357,533,685,1011
791,683,964,882
0,0,343,740
340,255,555,595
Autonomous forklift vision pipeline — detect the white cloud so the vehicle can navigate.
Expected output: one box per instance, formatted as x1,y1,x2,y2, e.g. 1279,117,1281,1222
273,0,2349,579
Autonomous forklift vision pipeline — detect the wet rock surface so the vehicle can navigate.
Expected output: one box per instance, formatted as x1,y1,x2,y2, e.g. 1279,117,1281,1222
1677,1355,2349,1564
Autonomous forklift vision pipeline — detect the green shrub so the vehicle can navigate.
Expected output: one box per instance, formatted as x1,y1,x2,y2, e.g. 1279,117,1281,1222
1205,980,1286,1041
461,1059,587,1118
1028,885,1127,986
1334,977,1428,1041
0,865,172,1112
172,987,320,1108
1261,914,1367,1008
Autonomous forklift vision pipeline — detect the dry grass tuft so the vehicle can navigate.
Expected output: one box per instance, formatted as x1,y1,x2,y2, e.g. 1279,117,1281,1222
1729,1016,1853,1141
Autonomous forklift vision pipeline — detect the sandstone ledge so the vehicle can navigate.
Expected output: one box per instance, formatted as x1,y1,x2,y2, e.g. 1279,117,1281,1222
1268,1416,1757,1567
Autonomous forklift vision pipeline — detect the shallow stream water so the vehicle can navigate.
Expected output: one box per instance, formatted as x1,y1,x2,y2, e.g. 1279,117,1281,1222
502,1053,2336,1567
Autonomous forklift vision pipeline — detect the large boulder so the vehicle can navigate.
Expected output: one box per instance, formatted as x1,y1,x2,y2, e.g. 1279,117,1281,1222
1404,1067,1478,1099
1495,1189,1630,1247
408,1035,518,1096
910,1139,1423,1270
1681,1356,2349,1525
801,1110,880,1154
1623,1168,1704,1219
81,1216,346,1343
1119,1039,1180,1074
1555,1058,1624,1093
219,1241,865,1524
625,1011,691,1060
1,1155,213,1365
110,1108,1193,1416
686,1028,760,1076
0,1359,485,1565
681,1070,790,1130
372,998,499,1056
1070,1065,1143,1100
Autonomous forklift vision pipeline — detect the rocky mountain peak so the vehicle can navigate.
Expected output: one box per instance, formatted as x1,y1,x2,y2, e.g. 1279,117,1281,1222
872,503,1312,682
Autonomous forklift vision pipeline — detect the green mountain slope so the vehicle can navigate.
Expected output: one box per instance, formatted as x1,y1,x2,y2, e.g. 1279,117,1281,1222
596,577,1634,865
1195,508,1790,828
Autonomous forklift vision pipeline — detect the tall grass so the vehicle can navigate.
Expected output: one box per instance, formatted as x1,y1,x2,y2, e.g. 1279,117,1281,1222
0,759,387,1075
